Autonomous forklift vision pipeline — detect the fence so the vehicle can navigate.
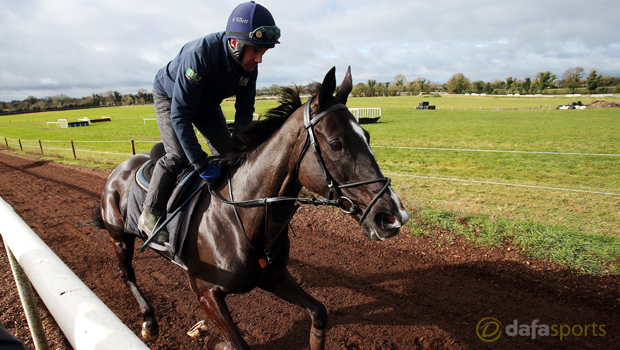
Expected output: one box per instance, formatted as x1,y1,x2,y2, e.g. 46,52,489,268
2,137,159,160
2,136,618,197
0,196,149,350
348,108,381,123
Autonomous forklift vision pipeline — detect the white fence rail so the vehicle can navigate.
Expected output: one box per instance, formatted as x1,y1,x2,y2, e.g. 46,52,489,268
348,108,381,122
0,196,150,350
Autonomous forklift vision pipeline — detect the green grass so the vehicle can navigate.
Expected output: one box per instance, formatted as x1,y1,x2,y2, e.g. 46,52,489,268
416,208,620,275
2,95,620,275
360,102,620,240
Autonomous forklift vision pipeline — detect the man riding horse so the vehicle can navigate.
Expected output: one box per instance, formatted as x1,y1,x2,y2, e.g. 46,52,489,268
139,1,281,242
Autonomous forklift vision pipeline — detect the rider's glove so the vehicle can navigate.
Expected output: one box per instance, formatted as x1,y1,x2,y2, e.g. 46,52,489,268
194,155,221,186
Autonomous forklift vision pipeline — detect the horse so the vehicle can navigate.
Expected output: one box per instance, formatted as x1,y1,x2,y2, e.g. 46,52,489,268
91,66,410,350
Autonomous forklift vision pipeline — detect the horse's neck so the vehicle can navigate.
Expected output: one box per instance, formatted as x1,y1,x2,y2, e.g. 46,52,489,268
232,119,303,200
225,119,303,250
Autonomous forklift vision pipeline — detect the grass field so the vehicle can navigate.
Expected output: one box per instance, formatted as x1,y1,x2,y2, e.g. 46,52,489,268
1,94,620,275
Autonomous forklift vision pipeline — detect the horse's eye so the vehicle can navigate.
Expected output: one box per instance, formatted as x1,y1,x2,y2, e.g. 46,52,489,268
329,140,343,151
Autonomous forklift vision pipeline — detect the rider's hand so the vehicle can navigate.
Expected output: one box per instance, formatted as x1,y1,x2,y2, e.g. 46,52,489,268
197,163,221,185
194,155,221,185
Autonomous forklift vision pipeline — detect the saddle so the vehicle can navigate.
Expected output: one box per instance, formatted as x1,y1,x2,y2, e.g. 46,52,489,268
135,160,198,214
124,148,205,269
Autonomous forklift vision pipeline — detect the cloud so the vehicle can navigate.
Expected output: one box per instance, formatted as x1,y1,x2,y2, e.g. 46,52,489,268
1,0,619,101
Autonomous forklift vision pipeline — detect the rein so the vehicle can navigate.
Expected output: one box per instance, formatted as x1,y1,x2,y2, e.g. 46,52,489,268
208,179,341,268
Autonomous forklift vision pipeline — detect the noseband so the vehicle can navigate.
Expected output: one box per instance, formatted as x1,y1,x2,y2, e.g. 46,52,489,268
302,97,391,224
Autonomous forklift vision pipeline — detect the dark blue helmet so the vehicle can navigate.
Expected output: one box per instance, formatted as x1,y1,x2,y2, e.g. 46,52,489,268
226,1,280,48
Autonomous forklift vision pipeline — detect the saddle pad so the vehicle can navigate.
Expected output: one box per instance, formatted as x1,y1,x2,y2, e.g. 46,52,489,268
125,161,204,269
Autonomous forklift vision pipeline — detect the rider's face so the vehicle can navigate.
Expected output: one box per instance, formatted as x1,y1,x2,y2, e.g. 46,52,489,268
239,45,269,72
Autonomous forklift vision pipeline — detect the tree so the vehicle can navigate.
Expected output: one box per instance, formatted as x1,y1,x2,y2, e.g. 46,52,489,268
562,67,585,94
390,74,406,95
446,73,470,94
512,79,523,94
491,78,505,90
351,82,368,97
123,94,136,105
586,70,601,93
533,71,557,93
415,77,431,94
136,88,153,104
393,74,407,87
506,77,515,93
269,84,279,95
367,79,376,97
112,91,122,106
483,82,493,94
92,93,102,106
54,94,71,107
472,81,484,94
523,77,531,94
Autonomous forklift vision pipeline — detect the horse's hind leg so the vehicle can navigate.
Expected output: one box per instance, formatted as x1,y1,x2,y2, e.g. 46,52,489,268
261,269,327,350
109,232,159,341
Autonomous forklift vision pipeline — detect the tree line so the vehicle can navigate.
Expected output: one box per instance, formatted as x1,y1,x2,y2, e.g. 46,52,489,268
2,67,618,114
351,67,620,97
1,85,289,115
0,89,155,115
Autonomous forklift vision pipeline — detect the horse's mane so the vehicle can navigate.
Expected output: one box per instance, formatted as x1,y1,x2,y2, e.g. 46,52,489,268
217,83,321,169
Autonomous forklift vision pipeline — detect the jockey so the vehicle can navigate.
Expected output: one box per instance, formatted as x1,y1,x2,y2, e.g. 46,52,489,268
139,1,280,242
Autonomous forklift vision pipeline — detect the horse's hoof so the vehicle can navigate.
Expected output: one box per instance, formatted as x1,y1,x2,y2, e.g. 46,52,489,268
187,320,209,339
205,336,228,350
141,322,159,342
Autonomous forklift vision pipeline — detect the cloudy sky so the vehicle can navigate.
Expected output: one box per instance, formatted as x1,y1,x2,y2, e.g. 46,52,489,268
1,0,618,101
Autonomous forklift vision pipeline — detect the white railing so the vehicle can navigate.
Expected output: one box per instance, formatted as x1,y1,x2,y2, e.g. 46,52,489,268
0,196,150,350
348,108,381,122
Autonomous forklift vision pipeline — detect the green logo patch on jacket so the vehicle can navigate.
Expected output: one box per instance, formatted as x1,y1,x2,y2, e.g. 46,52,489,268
185,68,202,84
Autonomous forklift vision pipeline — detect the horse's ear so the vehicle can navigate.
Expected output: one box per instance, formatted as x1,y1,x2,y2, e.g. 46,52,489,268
335,66,352,105
319,67,337,108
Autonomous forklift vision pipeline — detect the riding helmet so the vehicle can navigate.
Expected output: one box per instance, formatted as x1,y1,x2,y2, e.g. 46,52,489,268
226,1,280,63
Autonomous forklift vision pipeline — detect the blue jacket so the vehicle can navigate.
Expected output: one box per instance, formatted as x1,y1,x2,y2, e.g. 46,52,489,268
153,31,257,167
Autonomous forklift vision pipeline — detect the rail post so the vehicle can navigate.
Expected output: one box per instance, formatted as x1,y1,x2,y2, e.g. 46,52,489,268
19,139,23,151
4,243,49,350
39,140,44,155
70,140,76,159
131,140,136,155
5,137,8,148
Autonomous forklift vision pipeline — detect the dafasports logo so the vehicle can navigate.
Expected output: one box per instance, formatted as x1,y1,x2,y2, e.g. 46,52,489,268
476,318,606,342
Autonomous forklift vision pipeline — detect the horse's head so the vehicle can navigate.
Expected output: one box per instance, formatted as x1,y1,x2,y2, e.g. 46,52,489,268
298,67,410,241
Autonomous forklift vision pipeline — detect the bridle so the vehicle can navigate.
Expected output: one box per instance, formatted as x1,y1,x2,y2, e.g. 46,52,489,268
301,96,391,224
204,96,392,267
208,96,391,224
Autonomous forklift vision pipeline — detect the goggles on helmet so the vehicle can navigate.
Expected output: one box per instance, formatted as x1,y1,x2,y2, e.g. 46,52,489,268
249,26,281,42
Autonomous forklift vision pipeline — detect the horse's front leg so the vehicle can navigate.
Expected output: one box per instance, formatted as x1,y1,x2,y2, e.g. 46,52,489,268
260,269,327,350
197,287,249,350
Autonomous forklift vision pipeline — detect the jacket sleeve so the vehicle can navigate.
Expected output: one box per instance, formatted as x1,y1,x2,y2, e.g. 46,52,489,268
170,52,209,167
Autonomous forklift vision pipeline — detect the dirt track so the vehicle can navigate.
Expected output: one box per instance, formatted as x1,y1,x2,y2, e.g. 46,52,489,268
1,150,619,350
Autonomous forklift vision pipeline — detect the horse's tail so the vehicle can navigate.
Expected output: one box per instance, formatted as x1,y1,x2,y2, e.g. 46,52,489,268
81,200,106,230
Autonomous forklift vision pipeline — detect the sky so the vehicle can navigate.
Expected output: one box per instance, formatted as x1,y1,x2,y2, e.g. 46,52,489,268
1,0,619,101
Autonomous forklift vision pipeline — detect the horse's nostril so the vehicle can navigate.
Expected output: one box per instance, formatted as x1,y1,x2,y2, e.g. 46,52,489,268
377,212,400,230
